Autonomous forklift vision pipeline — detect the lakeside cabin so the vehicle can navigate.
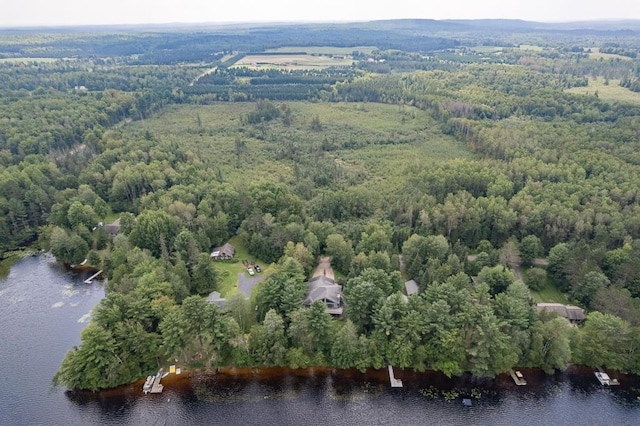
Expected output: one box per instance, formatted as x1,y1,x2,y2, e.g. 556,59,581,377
535,303,585,325
303,276,343,316
210,242,235,260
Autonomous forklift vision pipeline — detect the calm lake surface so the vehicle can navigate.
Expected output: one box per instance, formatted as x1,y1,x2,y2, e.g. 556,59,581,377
1,255,640,425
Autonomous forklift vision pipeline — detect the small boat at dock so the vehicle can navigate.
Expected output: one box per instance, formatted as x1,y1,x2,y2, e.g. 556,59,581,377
142,369,165,394
143,376,154,394
595,371,619,386
510,370,527,386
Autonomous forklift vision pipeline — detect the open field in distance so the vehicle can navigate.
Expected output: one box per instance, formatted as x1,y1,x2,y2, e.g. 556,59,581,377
232,54,354,69
265,46,377,55
566,77,640,104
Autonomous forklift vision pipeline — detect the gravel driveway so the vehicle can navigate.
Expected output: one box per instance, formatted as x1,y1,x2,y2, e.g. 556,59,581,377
237,272,267,298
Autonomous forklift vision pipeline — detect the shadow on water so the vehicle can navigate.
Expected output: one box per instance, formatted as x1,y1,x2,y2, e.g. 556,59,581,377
62,365,640,425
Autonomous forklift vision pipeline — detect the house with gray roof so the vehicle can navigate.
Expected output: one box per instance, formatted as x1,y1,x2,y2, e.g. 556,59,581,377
105,218,121,236
206,291,227,309
405,279,419,296
303,275,343,316
536,303,585,324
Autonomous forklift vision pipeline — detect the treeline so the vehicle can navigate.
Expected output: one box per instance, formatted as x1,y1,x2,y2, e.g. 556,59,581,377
0,24,458,65
185,67,358,101
600,45,639,59
0,61,197,252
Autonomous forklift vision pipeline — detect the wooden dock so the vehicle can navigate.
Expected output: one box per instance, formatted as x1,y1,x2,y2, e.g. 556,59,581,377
143,368,165,394
388,365,403,388
510,370,527,386
84,270,103,284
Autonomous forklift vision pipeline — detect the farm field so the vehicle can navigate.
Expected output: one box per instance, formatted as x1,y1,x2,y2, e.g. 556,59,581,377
265,46,377,55
0,57,59,63
566,77,640,104
587,47,633,61
232,53,354,69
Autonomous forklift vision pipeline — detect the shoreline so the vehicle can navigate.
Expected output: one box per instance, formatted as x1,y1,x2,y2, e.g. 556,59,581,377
71,364,638,396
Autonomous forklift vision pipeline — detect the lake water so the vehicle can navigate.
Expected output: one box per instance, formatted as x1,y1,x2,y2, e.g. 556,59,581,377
1,255,640,425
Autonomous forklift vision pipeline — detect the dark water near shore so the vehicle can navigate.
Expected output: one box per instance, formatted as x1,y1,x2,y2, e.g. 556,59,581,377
2,256,640,425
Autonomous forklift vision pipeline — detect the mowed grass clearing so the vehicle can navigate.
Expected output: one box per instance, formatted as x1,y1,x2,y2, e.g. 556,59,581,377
524,267,570,305
587,47,633,61
0,57,59,63
214,236,273,298
566,77,640,104
232,54,353,70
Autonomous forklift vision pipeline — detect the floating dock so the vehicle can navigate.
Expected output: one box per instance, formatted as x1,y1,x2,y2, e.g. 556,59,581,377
84,270,103,284
510,370,527,386
143,368,165,394
388,365,403,388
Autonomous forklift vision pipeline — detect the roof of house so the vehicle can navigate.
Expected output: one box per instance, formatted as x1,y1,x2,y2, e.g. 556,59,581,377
211,242,235,258
206,291,227,309
105,218,121,235
405,279,419,296
304,276,343,314
305,285,341,305
309,275,335,286
536,303,585,321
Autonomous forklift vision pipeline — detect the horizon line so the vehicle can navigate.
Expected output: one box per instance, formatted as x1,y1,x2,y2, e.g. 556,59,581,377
2,17,640,31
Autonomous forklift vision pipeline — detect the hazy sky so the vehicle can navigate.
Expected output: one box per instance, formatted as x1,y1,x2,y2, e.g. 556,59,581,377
1,0,639,27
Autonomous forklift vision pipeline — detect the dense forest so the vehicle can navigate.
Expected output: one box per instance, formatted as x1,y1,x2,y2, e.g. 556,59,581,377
2,20,640,391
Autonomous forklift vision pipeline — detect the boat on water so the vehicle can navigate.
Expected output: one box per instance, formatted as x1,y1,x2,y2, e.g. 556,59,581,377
143,375,155,394
595,371,619,386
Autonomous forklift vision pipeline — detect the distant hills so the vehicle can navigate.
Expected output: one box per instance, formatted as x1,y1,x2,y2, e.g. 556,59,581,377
2,18,640,33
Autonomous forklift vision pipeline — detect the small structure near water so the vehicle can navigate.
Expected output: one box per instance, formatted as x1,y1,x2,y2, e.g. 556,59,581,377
388,365,403,388
143,368,165,394
510,369,527,386
84,270,102,284
595,370,619,386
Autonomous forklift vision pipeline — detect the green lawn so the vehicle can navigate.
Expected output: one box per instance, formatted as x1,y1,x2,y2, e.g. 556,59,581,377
214,236,273,297
529,276,570,305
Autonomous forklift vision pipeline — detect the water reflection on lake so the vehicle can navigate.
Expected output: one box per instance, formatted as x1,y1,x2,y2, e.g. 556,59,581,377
1,256,640,425
62,365,640,425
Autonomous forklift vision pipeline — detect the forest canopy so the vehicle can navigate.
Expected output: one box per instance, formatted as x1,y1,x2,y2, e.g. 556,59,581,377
2,20,640,390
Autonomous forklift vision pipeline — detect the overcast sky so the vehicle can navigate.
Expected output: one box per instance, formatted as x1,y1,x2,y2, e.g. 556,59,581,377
1,0,639,27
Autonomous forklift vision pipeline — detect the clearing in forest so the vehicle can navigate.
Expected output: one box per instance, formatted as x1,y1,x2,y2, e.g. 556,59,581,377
125,102,473,190
566,77,640,104
265,46,377,55
232,54,353,70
